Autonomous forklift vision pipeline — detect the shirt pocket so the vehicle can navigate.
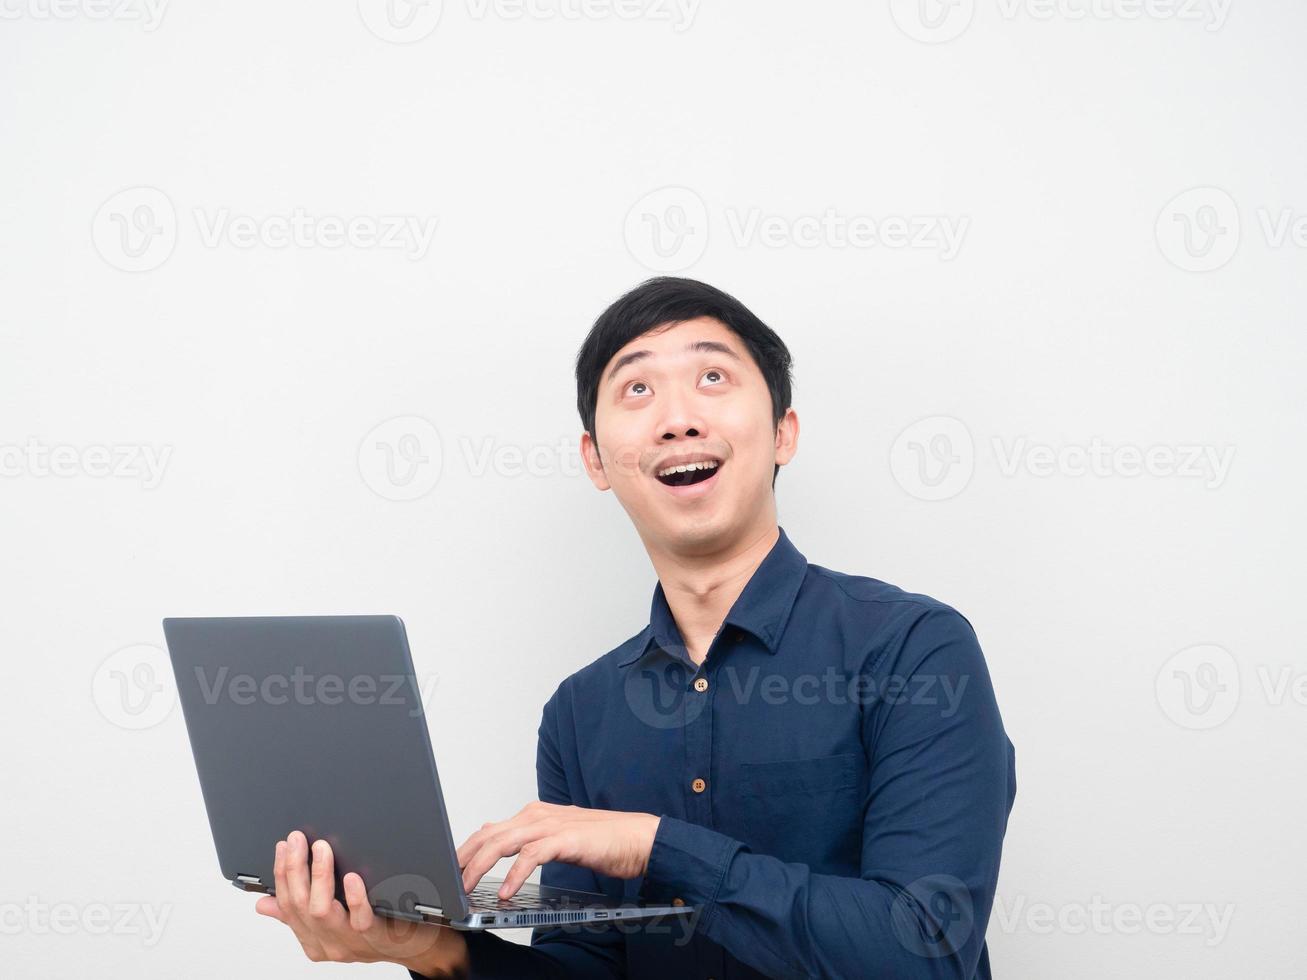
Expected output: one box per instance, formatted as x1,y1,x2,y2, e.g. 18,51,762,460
733,752,863,871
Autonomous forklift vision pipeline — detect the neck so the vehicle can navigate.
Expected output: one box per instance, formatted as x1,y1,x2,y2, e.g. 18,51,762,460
645,521,780,665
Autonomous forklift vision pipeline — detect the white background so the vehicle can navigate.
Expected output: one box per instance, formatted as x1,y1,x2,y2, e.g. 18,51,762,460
2,1,1304,977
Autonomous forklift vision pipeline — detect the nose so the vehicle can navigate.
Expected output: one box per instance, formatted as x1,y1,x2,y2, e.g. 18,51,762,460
658,389,707,443
662,426,700,440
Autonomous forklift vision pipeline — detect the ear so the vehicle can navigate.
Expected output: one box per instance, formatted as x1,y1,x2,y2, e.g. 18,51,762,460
774,408,799,468
580,431,612,491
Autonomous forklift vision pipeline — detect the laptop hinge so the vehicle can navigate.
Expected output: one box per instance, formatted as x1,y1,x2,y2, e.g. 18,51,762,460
233,874,270,893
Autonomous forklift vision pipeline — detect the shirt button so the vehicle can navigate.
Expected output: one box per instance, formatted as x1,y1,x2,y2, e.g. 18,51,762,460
691,777,706,793
672,897,685,907
693,677,709,693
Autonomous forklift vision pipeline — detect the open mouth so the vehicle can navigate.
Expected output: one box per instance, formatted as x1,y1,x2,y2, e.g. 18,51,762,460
655,458,721,488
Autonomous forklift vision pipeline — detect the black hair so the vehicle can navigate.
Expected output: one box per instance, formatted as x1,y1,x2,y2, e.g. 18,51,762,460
575,277,794,485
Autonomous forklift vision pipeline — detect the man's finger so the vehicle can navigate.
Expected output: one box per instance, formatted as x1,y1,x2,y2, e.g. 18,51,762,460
456,820,510,868
307,839,339,921
273,839,299,924
499,839,560,899
463,820,557,887
343,871,375,932
254,895,286,921
454,836,479,870
274,833,327,960
455,806,580,867
460,825,535,894
461,843,504,895
284,831,313,912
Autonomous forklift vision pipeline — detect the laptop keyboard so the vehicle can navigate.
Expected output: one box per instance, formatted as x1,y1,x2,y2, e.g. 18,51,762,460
468,884,556,911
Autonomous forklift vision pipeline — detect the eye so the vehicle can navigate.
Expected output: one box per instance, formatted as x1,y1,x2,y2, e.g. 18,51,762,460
625,380,651,397
699,369,726,388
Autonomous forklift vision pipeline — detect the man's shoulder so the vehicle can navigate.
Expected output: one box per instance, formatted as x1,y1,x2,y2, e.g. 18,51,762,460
805,560,968,624
544,627,651,707
800,561,988,671
800,562,990,684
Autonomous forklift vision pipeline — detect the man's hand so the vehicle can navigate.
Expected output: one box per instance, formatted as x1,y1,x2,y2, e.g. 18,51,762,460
254,830,468,978
457,802,661,899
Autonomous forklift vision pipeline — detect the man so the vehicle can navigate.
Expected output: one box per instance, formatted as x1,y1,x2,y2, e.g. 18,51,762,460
255,278,1017,978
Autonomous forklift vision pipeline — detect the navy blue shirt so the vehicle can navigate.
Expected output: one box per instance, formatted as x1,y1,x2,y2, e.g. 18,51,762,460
435,528,1016,979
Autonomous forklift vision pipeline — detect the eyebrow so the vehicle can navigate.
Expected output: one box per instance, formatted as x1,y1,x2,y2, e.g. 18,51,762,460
604,340,743,385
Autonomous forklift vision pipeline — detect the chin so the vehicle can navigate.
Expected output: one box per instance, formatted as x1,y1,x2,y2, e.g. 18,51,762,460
660,512,739,556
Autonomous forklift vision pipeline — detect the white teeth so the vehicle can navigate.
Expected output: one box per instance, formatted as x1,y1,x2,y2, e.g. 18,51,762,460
657,460,720,478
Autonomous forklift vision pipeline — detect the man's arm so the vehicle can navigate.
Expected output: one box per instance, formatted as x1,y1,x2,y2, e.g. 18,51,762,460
636,606,1016,980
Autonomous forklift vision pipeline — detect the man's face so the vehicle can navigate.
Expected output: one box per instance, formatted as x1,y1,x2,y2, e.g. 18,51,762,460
581,316,798,554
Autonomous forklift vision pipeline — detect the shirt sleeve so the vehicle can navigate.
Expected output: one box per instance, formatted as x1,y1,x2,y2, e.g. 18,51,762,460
409,688,627,980
636,606,1016,980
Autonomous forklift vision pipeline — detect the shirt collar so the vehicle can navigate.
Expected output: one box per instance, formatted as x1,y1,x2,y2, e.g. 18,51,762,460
617,526,809,667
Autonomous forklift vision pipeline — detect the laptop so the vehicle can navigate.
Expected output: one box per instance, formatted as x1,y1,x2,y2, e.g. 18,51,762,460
161,614,694,930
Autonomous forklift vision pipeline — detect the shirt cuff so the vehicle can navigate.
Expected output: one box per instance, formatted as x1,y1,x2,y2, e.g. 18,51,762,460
638,816,742,933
